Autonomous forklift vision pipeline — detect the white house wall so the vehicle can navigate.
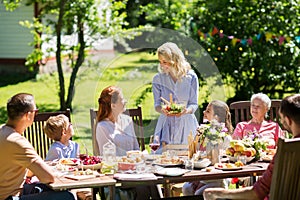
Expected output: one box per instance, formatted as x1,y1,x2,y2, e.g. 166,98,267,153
0,2,34,59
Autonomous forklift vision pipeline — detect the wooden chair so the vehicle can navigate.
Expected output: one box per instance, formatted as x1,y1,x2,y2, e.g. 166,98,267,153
90,107,145,200
90,106,145,156
229,99,281,126
124,106,145,151
269,138,300,200
23,109,71,160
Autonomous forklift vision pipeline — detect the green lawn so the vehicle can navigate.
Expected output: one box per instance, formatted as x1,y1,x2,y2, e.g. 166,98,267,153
0,51,234,154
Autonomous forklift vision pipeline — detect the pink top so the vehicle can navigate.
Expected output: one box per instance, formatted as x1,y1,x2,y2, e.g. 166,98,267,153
232,121,284,148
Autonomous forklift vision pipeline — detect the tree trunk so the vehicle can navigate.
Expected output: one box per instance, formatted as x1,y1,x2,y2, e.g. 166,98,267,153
66,17,85,110
56,0,67,110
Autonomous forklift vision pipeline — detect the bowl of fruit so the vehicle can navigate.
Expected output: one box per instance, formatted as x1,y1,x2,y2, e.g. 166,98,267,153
225,140,256,163
79,154,102,170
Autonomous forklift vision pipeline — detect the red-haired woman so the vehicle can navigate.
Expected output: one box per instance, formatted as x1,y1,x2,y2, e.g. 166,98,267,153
96,86,140,156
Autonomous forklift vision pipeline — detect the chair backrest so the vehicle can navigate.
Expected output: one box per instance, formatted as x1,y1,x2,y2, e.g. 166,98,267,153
124,107,145,151
269,138,300,200
90,106,145,156
229,99,281,126
24,109,71,160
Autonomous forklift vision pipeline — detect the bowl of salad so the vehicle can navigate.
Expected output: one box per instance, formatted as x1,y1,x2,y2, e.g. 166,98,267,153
162,102,186,114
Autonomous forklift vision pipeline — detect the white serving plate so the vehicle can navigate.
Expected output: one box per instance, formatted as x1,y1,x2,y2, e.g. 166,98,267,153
194,158,211,168
155,168,188,176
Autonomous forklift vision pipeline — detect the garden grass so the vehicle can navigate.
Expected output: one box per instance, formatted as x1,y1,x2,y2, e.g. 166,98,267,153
0,51,234,154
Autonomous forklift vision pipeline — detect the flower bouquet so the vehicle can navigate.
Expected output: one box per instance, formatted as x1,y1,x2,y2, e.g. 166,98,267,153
196,119,229,147
196,119,229,164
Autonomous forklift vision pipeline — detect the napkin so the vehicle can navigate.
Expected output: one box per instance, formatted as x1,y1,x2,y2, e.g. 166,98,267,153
113,173,157,181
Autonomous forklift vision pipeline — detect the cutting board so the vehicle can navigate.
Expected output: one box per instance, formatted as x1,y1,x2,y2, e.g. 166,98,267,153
64,174,97,180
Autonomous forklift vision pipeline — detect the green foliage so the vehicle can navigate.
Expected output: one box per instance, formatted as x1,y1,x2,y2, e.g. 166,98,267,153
191,0,300,100
140,0,193,32
2,0,21,11
133,0,300,101
4,0,146,110
134,84,152,107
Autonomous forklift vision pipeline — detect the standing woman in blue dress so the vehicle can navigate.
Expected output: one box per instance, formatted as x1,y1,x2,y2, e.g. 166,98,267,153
152,42,199,152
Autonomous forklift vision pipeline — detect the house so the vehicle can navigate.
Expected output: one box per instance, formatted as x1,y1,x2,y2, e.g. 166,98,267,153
0,1,114,75
0,2,35,73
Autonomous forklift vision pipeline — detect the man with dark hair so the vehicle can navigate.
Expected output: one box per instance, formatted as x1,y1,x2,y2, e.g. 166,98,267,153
203,94,300,200
0,93,74,200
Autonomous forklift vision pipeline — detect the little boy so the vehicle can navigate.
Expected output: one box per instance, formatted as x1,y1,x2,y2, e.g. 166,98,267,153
44,114,79,161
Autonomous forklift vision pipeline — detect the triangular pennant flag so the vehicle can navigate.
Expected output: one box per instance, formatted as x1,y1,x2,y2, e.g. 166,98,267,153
286,37,292,42
197,30,202,36
211,27,219,36
279,36,285,45
256,34,262,40
247,38,253,45
265,32,273,42
241,39,247,46
232,38,238,46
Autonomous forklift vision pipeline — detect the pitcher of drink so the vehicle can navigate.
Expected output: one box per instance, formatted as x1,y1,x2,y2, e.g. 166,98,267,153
103,142,116,164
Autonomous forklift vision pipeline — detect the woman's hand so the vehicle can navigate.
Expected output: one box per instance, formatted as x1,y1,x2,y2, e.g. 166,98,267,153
157,106,190,117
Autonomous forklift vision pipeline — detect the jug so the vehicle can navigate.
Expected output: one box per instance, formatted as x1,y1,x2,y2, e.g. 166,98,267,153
102,142,116,164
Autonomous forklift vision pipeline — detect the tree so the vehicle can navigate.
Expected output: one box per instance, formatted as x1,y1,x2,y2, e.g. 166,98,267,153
138,0,300,101
3,0,141,110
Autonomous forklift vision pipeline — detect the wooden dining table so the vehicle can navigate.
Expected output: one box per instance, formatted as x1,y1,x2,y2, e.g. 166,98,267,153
50,175,116,200
48,161,269,199
116,161,269,198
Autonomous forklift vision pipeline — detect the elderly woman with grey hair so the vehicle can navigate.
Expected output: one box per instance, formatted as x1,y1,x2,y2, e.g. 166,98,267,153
232,93,285,148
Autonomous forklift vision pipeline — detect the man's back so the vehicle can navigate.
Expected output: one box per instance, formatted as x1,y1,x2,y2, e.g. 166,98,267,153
0,125,40,199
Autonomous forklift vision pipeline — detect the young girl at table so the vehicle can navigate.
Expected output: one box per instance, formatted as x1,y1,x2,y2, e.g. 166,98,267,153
182,100,233,196
44,114,79,161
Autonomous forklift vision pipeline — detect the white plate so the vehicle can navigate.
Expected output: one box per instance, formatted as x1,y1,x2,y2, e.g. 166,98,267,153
214,163,242,171
194,158,211,168
155,168,188,176
261,155,273,162
142,154,162,161
153,161,184,167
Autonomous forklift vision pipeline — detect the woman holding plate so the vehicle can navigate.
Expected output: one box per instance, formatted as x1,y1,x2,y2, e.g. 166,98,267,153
152,42,199,153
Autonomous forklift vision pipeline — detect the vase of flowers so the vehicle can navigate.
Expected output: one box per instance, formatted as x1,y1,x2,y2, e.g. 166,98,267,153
206,141,220,164
196,119,229,164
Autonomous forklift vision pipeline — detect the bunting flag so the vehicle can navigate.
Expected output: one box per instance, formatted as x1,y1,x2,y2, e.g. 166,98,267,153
197,26,300,47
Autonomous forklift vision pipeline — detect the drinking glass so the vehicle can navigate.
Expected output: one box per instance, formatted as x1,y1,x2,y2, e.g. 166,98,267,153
185,158,194,170
149,135,160,154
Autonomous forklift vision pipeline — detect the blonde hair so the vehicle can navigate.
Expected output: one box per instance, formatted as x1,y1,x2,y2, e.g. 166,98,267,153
157,42,191,80
44,114,69,141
